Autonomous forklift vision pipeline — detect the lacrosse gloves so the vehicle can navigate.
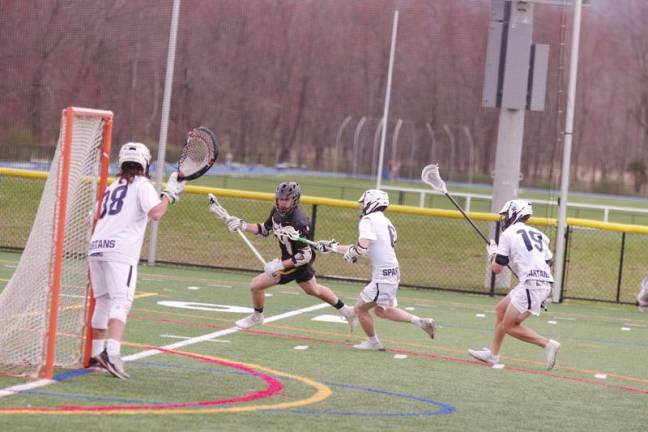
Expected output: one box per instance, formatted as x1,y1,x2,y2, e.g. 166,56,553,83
315,239,339,254
225,216,247,232
344,244,367,263
162,172,186,204
264,258,285,278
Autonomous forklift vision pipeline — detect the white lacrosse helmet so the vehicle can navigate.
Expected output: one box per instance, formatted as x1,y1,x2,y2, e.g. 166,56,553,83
358,189,389,215
498,199,533,231
118,142,151,172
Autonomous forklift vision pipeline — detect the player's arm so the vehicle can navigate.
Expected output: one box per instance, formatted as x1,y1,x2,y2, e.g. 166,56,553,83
489,234,510,274
336,237,370,254
148,196,171,221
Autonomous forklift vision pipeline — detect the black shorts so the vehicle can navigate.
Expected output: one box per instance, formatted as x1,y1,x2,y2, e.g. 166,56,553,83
278,264,315,285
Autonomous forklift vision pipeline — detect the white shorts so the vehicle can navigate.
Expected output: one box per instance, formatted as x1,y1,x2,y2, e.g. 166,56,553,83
89,261,137,301
508,280,551,316
359,281,399,308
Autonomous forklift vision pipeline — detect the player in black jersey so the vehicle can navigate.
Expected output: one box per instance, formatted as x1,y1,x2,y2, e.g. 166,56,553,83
214,181,356,329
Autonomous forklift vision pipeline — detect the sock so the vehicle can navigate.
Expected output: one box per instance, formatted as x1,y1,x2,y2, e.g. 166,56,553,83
333,299,345,310
254,307,264,314
106,339,121,356
91,339,106,357
368,335,380,344
410,316,422,328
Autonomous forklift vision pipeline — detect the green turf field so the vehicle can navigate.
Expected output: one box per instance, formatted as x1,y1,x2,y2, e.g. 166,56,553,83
1,251,646,432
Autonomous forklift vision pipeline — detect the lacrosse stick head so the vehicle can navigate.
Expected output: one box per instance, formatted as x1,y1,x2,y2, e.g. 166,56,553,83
208,193,230,220
274,225,301,241
421,164,448,193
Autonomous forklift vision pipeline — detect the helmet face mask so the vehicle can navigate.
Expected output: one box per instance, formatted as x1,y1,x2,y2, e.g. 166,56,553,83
498,199,533,231
275,182,301,216
358,189,389,215
118,142,151,174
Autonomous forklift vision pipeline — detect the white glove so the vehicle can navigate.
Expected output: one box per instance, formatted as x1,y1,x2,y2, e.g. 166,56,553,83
315,239,339,254
225,216,246,232
264,258,285,278
161,172,186,204
344,245,360,263
487,240,498,259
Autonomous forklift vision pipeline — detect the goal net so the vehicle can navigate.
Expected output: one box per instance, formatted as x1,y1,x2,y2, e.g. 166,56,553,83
0,107,112,378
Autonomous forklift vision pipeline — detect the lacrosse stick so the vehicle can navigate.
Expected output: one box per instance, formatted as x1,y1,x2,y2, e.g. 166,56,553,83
273,226,344,254
208,193,266,265
421,164,519,279
177,126,219,181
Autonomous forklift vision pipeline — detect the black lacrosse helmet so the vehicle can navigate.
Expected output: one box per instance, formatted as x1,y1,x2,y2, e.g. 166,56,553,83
275,181,301,216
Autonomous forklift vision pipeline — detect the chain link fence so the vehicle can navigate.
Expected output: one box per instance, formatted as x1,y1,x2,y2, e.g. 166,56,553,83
2,169,646,304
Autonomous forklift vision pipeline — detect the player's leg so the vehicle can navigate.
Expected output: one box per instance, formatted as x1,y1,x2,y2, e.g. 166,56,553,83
236,272,277,329
89,260,109,364
296,270,355,326
468,295,511,364
95,261,136,379
638,276,648,312
352,299,384,351
374,307,437,339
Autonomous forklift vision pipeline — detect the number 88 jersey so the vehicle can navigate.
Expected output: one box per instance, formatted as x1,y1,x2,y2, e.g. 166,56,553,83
496,222,554,284
88,176,161,265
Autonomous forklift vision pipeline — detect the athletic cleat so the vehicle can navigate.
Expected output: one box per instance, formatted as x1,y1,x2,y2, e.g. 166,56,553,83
88,356,100,368
420,318,437,339
468,348,500,365
545,339,561,370
236,312,264,329
353,339,385,351
96,350,130,379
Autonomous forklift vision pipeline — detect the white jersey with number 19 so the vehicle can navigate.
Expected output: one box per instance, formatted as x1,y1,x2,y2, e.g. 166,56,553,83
358,212,400,284
496,222,554,285
88,176,160,265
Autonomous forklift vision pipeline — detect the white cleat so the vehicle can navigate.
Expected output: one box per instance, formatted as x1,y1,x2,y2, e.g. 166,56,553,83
545,339,561,370
96,350,129,380
420,318,438,339
236,312,264,329
468,347,500,365
353,339,385,351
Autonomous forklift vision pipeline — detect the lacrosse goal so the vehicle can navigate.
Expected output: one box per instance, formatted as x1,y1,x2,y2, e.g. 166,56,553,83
0,107,113,378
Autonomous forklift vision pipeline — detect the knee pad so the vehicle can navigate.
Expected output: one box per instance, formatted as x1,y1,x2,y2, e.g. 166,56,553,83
91,295,111,330
109,296,133,323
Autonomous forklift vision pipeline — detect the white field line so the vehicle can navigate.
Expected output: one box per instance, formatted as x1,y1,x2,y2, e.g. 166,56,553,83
0,302,329,399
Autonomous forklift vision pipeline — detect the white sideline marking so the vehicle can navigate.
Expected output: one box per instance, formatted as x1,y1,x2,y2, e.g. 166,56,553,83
492,364,505,369
620,327,632,331
312,314,347,324
393,354,408,360
475,313,486,318
293,345,309,351
594,373,608,380
187,286,201,290
547,320,557,325
0,302,329,399
160,334,230,343
623,323,646,328
404,307,415,311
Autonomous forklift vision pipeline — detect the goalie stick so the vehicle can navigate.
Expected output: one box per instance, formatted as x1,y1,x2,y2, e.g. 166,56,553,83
208,193,266,265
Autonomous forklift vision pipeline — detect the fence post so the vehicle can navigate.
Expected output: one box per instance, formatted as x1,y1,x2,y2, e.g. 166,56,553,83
559,225,570,303
489,221,502,296
310,204,318,240
616,232,626,303
399,191,405,205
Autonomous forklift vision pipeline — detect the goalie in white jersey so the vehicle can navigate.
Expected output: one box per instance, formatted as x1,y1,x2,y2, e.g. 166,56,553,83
317,189,437,351
468,200,561,370
87,142,185,379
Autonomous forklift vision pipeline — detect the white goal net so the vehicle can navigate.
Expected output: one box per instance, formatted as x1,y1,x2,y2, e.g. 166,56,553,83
0,107,112,378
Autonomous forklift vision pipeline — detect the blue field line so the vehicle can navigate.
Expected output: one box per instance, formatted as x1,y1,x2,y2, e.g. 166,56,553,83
442,323,648,347
267,381,455,417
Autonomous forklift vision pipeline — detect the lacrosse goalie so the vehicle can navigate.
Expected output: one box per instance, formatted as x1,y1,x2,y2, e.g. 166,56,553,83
209,181,356,329
316,189,437,351
468,200,561,370
88,142,185,379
